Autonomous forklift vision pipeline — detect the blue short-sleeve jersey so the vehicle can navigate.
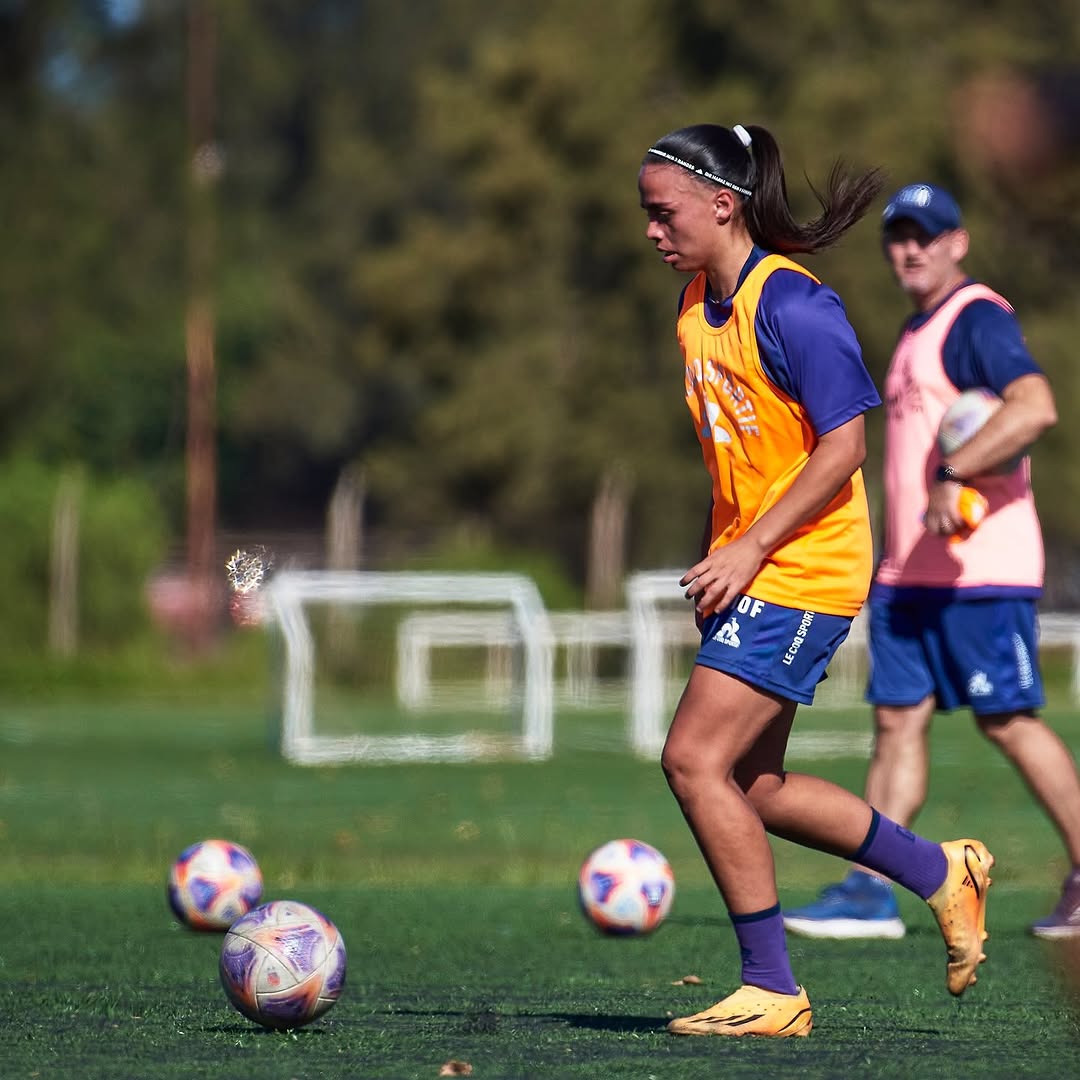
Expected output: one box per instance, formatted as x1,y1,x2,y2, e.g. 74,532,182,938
905,280,1043,392
680,246,881,436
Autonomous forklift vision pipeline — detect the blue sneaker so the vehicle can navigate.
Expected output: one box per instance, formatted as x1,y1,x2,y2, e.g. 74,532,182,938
1029,869,1080,938
783,871,906,939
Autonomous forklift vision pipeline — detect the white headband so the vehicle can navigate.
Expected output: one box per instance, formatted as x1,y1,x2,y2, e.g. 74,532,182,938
646,146,753,197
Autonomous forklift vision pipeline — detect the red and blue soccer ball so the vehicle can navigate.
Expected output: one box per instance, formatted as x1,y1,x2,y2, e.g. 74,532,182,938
578,838,675,935
167,839,264,931
219,899,347,1030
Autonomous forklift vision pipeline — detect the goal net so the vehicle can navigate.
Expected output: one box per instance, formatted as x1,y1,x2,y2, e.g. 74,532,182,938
266,571,554,764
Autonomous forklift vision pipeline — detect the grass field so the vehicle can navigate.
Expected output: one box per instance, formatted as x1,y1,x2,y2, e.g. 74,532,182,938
2,650,1080,1078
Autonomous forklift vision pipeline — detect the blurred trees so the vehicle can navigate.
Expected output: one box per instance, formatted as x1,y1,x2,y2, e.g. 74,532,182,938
3,0,1080,601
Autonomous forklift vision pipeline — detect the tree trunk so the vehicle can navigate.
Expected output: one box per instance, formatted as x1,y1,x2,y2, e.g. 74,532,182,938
48,471,81,657
586,465,631,611
184,0,220,648
325,464,367,663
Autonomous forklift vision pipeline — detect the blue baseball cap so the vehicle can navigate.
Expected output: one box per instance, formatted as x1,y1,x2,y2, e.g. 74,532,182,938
881,183,962,237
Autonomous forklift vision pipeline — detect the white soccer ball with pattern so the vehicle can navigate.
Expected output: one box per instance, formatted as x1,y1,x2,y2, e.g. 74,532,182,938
937,388,1002,456
219,899,347,1030
167,839,263,931
937,387,1024,473
578,838,675,935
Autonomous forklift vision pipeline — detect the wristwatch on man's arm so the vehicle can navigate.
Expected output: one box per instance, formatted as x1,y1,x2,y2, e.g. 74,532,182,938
935,463,966,485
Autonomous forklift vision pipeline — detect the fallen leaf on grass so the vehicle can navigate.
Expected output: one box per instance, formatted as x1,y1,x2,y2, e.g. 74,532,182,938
439,1061,473,1076
671,974,703,985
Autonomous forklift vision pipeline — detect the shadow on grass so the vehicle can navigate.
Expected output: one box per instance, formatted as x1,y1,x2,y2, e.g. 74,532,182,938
387,1006,664,1035
663,913,731,929
201,1023,333,1036
542,1011,667,1034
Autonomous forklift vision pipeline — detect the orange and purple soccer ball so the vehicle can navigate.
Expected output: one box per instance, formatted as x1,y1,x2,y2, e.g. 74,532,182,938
167,839,263,931
578,838,675,935
219,899,347,1030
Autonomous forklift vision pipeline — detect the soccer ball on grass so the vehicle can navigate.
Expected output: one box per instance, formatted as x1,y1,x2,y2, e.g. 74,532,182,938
219,899,347,1030
578,838,675,935
167,839,263,931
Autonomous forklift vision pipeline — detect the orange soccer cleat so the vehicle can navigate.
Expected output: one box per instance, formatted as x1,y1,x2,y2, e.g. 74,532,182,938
667,984,812,1038
927,838,994,995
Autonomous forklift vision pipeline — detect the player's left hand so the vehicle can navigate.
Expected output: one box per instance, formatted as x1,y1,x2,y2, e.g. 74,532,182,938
926,481,962,536
680,536,766,618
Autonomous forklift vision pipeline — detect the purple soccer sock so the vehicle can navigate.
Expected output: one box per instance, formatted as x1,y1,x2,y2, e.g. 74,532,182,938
854,810,948,900
730,903,798,996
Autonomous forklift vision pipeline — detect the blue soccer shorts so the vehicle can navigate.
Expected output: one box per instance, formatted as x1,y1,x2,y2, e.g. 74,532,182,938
696,594,855,705
865,592,1045,715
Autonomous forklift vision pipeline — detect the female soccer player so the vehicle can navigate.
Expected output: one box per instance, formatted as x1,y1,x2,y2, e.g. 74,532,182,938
639,123,993,1037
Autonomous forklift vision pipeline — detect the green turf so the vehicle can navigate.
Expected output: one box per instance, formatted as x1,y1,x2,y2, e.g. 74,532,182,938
2,669,1080,1076
3,883,1079,1078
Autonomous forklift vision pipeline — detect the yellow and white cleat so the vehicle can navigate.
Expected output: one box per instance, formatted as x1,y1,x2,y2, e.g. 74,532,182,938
927,838,994,996
667,984,812,1037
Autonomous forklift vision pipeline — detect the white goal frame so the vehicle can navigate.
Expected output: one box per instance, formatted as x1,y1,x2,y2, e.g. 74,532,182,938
267,571,555,764
627,570,699,758
625,571,872,758
395,609,635,712
395,610,519,710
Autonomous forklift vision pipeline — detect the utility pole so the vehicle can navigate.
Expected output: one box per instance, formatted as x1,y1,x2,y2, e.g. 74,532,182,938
185,0,220,647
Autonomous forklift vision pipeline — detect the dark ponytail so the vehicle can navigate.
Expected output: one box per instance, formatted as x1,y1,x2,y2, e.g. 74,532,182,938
644,123,885,255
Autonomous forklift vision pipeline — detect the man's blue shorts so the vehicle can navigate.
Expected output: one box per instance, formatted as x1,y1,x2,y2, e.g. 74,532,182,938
697,594,854,705
866,592,1044,715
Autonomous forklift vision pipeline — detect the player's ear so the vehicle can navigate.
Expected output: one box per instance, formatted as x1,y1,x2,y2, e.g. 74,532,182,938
949,228,970,261
713,188,737,225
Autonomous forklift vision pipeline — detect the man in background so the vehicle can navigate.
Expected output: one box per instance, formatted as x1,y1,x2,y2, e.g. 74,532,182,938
783,183,1080,940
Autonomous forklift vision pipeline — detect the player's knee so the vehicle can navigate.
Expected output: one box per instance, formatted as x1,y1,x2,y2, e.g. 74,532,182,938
660,738,694,794
661,736,719,797
976,711,1032,746
874,705,930,741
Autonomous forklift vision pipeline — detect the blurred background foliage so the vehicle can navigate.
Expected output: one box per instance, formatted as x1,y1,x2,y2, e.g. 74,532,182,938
3,0,1080,656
